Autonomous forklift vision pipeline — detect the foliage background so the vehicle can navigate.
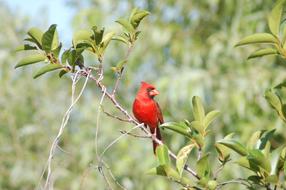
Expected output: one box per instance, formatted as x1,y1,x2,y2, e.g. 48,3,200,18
1,0,285,189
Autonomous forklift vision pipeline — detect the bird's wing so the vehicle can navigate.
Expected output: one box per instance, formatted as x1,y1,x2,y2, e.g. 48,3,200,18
156,102,164,124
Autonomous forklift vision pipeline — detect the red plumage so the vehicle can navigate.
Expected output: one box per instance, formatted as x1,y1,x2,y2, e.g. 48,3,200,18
132,81,164,154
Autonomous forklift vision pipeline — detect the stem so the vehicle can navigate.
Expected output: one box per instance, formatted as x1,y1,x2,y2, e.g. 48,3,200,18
102,106,131,122
217,178,250,189
119,130,150,138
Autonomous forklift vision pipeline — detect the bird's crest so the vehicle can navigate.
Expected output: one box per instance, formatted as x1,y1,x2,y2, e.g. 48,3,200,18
141,81,155,89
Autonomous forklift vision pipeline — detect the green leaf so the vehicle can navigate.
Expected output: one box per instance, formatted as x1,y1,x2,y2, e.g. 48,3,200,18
192,96,205,122
130,10,150,29
129,8,139,22
24,38,37,44
204,110,220,129
146,165,186,184
265,89,286,121
176,143,195,177
218,139,248,156
164,165,181,180
247,175,262,184
66,48,85,71
265,175,278,184
76,42,96,54
42,24,58,52
284,160,286,176
215,133,234,162
156,145,170,166
274,81,286,89
191,132,205,148
280,147,286,159
91,26,104,45
146,165,167,176
111,60,128,73
248,149,271,174
27,27,44,48
247,48,278,59
15,54,46,68
196,154,210,178
258,129,275,150
161,122,192,138
270,146,284,175
33,64,63,79
51,29,59,50
52,43,62,59
100,32,115,51
215,144,230,163
72,30,94,49
236,156,260,173
189,121,204,134
268,0,285,36
180,176,195,186
247,131,263,149
262,141,271,159
61,49,70,64
75,54,84,68
112,36,129,44
59,69,68,78
116,19,134,33
134,31,141,40
15,44,37,52
198,177,208,187
283,24,286,46
235,33,277,46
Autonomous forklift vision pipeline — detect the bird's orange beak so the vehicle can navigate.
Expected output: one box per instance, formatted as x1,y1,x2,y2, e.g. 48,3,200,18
149,89,159,96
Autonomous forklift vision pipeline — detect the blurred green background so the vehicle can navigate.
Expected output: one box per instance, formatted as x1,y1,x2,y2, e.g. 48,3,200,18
1,0,285,189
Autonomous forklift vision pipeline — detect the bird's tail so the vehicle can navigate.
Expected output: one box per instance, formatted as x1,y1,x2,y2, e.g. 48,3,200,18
150,127,162,154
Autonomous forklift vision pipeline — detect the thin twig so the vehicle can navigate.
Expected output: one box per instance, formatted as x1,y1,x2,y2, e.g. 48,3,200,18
95,86,107,162
102,107,131,123
120,130,150,138
56,144,71,155
213,162,226,180
102,160,128,190
43,70,90,189
94,78,127,190
99,124,144,159
112,72,123,97
97,164,113,190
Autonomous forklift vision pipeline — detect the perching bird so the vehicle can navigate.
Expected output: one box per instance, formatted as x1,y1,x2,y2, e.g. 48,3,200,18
132,81,164,153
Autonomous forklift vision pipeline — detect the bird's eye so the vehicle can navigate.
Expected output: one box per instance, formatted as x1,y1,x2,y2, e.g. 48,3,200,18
147,87,154,92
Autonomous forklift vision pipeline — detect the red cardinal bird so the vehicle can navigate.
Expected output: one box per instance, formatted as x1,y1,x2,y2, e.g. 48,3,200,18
132,81,164,153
